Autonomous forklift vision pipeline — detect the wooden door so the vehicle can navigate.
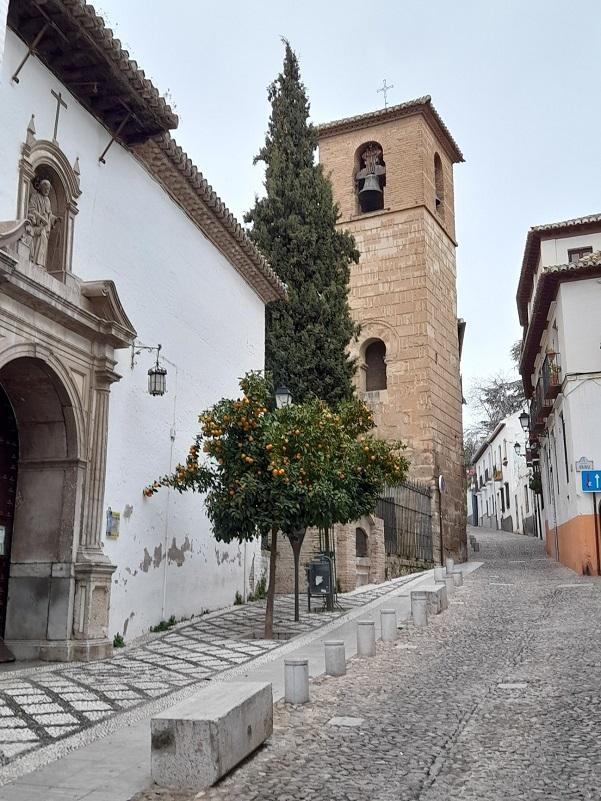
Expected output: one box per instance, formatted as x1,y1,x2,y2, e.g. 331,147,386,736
0,384,18,638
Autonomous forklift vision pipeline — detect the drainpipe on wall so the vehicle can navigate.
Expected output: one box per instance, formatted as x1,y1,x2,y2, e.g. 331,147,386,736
161,359,178,621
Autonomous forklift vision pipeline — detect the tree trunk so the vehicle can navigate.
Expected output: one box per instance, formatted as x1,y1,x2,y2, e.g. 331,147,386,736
288,528,306,623
264,527,278,639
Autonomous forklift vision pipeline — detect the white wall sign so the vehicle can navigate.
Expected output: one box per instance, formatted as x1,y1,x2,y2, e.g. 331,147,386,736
575,457,594,472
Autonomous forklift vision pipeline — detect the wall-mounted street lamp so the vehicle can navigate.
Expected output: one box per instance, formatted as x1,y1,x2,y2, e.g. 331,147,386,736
275,385,293,409
519,410,530,433
131,342,167,397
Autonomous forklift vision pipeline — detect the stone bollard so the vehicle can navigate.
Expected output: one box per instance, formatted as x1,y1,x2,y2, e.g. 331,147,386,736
434,565,446,582
411,590,428,627
452,569,464,587
445,557,454,575
324,641,346,677
357,621,376,657
444,575,455,598
380,609,398,642
284,658,309,704
473,541,480,552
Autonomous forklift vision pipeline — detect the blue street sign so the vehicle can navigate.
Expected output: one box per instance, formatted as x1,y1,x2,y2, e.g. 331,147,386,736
581,470,601,493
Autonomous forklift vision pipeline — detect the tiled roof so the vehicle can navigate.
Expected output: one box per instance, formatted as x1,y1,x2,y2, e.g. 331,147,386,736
134,135,287,303
516,213,601,325
317,96,464,163
519,251,601,394
8,0,178,142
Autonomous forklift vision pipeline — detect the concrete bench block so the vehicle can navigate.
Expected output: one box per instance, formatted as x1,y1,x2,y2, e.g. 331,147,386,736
151,681,273,791
433,565,446,582
425,586,444,615
452,569,464,587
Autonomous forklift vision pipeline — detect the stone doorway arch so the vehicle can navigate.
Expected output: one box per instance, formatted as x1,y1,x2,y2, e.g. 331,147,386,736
0,357,82,657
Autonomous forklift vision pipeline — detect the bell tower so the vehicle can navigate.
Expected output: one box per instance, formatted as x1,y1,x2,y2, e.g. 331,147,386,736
317,96,466,562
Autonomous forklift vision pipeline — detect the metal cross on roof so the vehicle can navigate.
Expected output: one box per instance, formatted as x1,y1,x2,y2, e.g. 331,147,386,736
51,89,67,143
377,79,394,109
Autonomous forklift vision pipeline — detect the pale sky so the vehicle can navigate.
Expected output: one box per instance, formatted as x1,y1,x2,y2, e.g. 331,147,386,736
99,0,601,423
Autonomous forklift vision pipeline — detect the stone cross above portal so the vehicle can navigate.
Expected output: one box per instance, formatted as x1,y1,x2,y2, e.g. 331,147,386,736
51,89,67,142
377,79,394,109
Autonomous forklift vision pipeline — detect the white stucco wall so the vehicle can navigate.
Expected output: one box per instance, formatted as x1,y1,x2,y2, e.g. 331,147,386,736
1,31,267,641
539,233,601,268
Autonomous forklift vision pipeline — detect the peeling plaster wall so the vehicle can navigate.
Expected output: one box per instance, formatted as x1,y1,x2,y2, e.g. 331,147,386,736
1,32,265,641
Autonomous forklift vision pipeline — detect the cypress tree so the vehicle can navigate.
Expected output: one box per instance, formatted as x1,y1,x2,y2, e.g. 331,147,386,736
245,40,360,405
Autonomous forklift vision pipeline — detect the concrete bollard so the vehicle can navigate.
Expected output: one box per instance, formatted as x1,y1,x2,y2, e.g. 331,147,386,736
284,658,309,704
473,541,480,552
434,565,446,582
452,569,463,587
445,557,454,575
357,621,376,657
324,641,346,677
444,575,455,597
380,609,398,642
411,590,428,627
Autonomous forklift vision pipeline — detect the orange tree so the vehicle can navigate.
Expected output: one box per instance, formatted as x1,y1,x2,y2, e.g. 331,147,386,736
145,373,408,635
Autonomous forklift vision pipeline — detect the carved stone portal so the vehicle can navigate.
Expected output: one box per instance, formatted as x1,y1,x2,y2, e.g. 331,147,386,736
0,122,135,662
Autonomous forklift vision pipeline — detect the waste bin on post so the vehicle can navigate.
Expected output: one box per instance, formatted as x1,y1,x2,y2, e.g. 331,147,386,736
307,553,333,612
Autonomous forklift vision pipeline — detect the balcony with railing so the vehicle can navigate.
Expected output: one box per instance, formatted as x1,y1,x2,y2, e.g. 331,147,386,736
529,377,552,434
542,352,562,400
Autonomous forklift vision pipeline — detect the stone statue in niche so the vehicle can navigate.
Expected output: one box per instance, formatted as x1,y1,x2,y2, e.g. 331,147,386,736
27,179,58,268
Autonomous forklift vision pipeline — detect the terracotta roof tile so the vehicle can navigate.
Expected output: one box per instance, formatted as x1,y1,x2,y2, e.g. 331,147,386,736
317,95,464,163
133,134,287,304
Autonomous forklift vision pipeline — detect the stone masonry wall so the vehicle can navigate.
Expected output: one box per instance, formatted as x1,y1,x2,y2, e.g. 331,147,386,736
318,109,466,562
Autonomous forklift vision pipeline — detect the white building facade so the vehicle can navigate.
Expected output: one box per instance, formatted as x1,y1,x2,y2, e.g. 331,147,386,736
517,213,601,575
0,2,284,661
468,412,539,536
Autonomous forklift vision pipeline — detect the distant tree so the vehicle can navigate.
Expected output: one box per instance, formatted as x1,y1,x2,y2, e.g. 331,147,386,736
244,40,359,405
464,340,525,461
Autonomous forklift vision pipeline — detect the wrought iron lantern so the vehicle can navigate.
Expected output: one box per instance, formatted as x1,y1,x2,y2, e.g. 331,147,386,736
131,341,167,397
148,345,167,396
275,385,292,409
519,410,530,432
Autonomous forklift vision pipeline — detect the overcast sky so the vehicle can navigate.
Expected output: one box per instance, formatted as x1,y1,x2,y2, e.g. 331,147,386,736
99,0,601,423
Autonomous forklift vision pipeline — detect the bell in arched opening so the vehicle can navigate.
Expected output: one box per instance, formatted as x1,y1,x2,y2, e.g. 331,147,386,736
356,143,386,214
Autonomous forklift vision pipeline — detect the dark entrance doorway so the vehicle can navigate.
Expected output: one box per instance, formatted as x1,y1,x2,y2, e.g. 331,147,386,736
0,384,18,660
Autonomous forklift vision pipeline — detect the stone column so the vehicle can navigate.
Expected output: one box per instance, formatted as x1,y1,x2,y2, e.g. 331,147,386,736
73,365,118,660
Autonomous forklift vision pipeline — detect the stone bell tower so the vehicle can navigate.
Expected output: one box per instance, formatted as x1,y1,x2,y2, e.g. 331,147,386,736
317,96,467,561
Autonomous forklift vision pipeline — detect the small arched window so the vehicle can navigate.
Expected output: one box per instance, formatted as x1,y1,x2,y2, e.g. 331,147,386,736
434,153,444,216
365,340,387,391
355,142,386,214
356,528,368,557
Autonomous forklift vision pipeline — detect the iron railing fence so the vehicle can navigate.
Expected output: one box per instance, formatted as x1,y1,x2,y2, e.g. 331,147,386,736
375,480,434,564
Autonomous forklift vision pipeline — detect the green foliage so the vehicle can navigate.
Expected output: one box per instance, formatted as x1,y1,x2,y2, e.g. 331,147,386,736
249,574,267,602
150,615,177,633
244,41,360,405
113,633,125,648
234,591,244,605
146,373,408,545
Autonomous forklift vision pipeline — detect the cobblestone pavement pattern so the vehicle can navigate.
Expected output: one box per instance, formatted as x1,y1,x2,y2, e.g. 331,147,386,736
0,576,414,768
133,530,601,801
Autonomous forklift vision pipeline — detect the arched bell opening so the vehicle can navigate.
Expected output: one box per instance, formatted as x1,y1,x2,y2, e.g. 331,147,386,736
354,141,386,214
0,357,82,653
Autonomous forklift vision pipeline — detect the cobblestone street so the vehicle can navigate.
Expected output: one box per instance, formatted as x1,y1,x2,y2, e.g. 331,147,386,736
0,574,414,774
135,530,601,801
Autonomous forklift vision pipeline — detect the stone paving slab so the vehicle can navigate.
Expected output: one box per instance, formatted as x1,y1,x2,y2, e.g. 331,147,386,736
128,530,601,801
0,574,416,779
